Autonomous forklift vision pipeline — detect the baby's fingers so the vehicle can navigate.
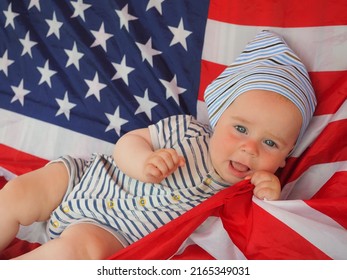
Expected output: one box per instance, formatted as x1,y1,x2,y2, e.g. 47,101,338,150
249,171,281,201
147,154,171,176
249,171,274,186
156,149,185,173
143,163,165,183
253,186,280,201
163,149,186,168
145,149,185,180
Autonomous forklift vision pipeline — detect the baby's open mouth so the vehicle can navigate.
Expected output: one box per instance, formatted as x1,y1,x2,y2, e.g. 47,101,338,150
227,160,252,180
231,161,250,172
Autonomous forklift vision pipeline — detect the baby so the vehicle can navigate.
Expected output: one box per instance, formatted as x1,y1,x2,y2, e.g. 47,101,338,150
0,30,316,259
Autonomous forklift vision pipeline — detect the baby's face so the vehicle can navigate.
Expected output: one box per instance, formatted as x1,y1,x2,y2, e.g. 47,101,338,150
209,89,302,185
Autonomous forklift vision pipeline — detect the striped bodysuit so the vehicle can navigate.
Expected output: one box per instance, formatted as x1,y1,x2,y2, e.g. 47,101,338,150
47,115,229,246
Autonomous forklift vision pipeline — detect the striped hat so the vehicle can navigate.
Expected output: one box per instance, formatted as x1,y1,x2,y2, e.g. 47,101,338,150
204,30,317,148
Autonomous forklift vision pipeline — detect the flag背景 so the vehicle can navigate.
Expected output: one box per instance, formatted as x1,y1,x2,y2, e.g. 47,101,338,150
1,0,347,260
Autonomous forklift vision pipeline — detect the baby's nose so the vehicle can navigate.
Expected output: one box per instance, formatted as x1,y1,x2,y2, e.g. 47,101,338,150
241,140,259,157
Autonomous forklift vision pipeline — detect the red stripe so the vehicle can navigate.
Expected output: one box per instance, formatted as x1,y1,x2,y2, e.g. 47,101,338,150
222,192,330,259
312,171,347,200
310,71,347,115
307,175,347,228
0,238,41,260
171,245,215,260
0,144,48,176
198,60,226,101
0,176,7,189
208,0,347,27
279,119,347,184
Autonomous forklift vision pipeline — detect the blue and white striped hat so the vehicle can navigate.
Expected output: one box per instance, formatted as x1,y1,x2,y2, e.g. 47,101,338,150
204,30,317,147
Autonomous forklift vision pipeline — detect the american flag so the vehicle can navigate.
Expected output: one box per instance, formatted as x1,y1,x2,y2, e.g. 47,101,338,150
0,0,208,161
1,0,347,260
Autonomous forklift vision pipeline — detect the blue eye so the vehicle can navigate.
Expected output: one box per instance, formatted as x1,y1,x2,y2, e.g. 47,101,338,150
235,125,247,134
264,139,277,148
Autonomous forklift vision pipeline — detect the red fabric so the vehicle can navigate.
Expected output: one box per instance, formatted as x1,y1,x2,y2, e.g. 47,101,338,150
208,0,347,27
109,178,345,260
109,181,253,260
0,238,41,260
0,144,47,176
1,0,347,260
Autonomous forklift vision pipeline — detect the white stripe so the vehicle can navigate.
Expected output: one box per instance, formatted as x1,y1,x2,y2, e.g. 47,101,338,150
173,216,246,260
196,100,209,125
0,109,114,160
203,21,347,72
281,161,347,200
292,99,347,157
16,222,49,245
0,167,17,181
254,198,347,259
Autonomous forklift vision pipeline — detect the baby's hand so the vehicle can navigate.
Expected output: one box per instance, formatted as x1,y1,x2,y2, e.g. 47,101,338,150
246,171,281,201
143,149,185,184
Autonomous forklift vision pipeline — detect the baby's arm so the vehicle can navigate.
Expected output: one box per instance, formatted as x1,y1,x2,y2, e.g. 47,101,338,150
113,128,185,184
248,171,281,201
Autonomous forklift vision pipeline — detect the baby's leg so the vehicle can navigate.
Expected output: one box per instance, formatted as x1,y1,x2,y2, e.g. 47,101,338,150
14,223,125,259
0,162,69,251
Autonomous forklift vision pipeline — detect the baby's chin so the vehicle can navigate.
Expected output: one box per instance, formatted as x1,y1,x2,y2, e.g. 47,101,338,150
217,163,253,185
218,172,248,186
